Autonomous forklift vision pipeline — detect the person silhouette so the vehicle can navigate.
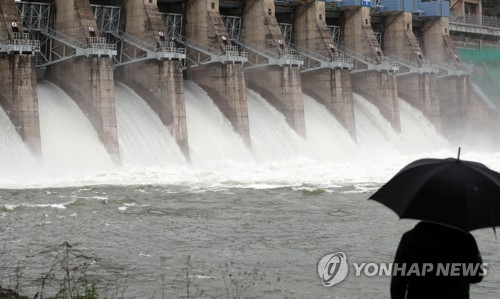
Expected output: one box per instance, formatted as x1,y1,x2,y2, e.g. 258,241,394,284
391,221,484,299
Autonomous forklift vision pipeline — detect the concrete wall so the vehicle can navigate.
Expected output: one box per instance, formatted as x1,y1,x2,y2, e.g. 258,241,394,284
343,7,400,132
420,17,458,65
384,12,420,62
463,89,500,147
450,0,482,16
184,0,250,147
294,0,356,140
343,7,380,61
419,16,471,139
121,0,189,159
436,72,495,146
0,0,40,155
47,0,119,162
397,73,441,131
241,0,305,138
384,12,441,132
436,75,469,142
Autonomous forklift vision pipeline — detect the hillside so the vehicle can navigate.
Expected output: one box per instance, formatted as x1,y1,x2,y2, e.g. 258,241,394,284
482,0,500,17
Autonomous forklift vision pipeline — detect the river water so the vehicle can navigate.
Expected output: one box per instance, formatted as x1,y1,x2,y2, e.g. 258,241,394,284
1,82,499,298
2,179,500,298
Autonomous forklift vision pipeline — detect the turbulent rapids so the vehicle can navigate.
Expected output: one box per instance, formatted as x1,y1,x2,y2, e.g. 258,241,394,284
0,80,497,189
1,81,500,299
0,80,475,189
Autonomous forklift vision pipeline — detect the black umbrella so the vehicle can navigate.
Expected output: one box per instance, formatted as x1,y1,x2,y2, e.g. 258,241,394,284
369,153,500,232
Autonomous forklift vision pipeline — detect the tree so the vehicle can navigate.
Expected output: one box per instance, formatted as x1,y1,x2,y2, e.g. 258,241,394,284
482,0,500,18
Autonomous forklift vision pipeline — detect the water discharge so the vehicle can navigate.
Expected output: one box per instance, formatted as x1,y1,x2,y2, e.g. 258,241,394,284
184,81,253,165
0,81,478,189
2,79,500,299
303,94,357,161
353,94,449,158
37,81,115,174
0,105,37,176
247,89,311,162
115,82,186,167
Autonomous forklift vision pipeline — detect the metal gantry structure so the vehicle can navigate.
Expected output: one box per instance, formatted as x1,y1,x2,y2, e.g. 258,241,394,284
290,42,354,73
0,32,39,55
15,1,116,68
232,37,304,69
8,1,474,77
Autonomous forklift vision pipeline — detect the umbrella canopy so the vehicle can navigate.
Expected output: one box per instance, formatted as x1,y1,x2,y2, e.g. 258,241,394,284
369,157,500,232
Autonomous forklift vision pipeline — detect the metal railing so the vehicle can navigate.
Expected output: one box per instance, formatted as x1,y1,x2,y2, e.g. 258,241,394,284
427,59,472,77
112,32,186,66
175,35,223,56
89,37,117,50
174,35,247,66
234,38,281,60
290,43,339,63
223,45,247,59
450,13,500,29
119,31,157,52
0,32,40,53
288,42,354,70
158,41,186,55
233,38,303,68
8,38,40,48
335,44,378,66
280,49,303,62
379,57,400,70
41,25,87,49
40,25,116,63
334,44,399,73
382,51,440,74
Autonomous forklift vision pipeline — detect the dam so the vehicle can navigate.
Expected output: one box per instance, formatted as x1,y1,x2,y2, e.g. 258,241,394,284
0,0,499,165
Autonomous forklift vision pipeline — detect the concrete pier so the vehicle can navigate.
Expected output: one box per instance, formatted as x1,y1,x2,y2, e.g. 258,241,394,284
0,0,40,155
184,0,250,147
47,0,119,162
383,11,441,132
419,17,468,141
120,0,189,159
342,6,400,132
241,0,306,138
1,0,498,155
294,0,356,141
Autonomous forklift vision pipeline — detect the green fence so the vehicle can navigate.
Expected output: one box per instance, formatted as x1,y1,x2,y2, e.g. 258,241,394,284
457,47,500,108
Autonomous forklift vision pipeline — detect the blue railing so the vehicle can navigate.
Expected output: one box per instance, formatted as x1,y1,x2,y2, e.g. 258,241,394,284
379,0,418,12
416,0,450,17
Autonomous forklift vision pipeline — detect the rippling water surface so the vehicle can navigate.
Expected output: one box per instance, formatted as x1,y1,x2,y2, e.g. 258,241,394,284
1,81,499,298
1,184,499,298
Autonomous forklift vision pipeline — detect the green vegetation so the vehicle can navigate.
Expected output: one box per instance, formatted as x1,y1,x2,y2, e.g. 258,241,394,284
482,0,500,18
2,243,280,299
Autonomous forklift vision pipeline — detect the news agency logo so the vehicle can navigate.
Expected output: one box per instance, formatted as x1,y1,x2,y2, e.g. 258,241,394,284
318,252,488,288
317,252,349,287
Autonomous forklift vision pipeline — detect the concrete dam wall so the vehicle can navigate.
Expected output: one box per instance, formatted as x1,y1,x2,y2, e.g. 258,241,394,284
1,0,499,163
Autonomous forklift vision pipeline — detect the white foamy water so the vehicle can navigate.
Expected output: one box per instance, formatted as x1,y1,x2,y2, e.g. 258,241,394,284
184,81,253,165
353,93,450,156
0,105,38,175
37,81,115,174
247,89,311,161
353,93,402,156
398,99,450,152
115,83,186,167
303,94,357,160
2,85,496,190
